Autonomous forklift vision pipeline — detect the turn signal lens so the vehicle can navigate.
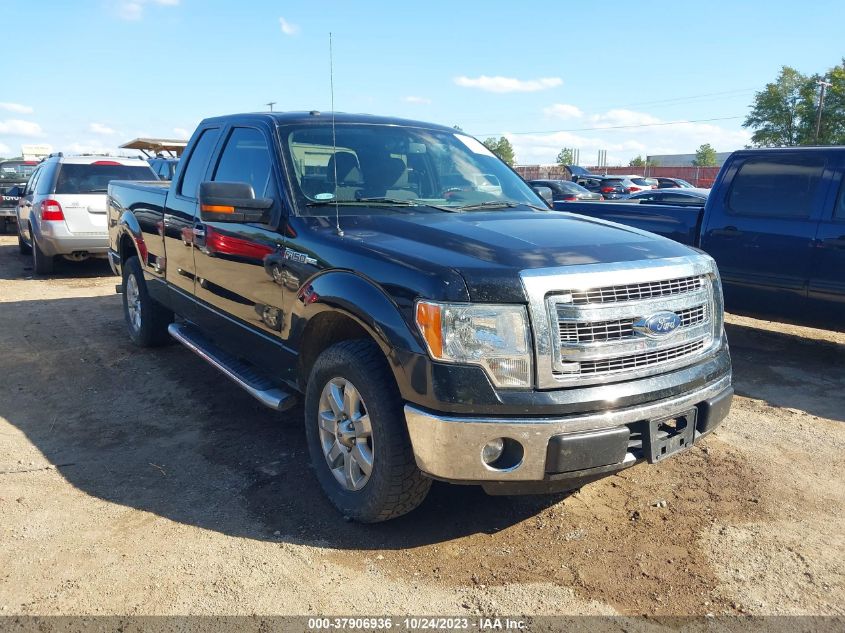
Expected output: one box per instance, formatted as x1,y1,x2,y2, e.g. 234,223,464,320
415,302,443,358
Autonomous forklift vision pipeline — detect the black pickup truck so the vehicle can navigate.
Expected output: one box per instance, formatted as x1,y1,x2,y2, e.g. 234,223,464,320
0,159,38,233
108,112,732,522
565,147,845,330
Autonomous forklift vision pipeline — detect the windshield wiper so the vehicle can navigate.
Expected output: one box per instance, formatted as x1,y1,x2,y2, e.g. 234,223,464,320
455,200,550,212
306,197,460,213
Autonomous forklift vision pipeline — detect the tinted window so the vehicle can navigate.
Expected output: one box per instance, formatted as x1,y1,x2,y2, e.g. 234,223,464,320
25,167,41,195
54,163,155,195
835,176,845,220
35,163,59,195
728,155,825,218
213,127,276,198
179,128,220,198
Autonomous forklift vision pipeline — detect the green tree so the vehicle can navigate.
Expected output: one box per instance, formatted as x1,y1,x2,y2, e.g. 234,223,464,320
693,143,718,167
629,155,645,168
483,136,516,166
556,148,574,166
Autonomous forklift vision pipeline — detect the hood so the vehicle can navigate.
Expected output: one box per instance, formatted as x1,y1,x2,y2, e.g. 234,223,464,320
334,208,696,302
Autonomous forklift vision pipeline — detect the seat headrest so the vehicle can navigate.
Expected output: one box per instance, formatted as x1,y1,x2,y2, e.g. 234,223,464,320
326,151,361,185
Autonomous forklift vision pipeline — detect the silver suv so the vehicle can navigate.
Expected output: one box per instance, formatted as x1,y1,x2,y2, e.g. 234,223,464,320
16,154,156,274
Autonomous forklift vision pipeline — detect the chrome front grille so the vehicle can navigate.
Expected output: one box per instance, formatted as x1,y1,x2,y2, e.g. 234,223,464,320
520,256,723,388
558,304,707,344
578,340,706,376
569,275,705,305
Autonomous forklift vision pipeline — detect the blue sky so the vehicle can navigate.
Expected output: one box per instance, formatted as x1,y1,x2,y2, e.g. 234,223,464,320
2,0,844,165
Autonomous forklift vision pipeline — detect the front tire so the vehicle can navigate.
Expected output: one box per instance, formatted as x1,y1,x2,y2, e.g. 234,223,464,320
122,255,173,347
31,234,54,275
304,339,431,522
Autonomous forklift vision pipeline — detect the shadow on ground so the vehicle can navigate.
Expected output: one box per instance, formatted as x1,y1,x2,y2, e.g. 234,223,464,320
726,321,845,422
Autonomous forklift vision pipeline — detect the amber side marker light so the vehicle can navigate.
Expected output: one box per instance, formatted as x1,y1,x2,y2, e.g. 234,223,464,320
415,301,443,359
201,204,235,214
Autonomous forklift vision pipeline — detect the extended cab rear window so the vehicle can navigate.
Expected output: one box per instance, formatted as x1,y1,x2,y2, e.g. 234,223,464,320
727,155,825,218
55,163,156,195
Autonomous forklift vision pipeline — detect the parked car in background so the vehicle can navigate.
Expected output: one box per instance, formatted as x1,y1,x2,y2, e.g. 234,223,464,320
565,165,596,181
627,188,709,206
657,177,695,189
592,177,634,199
562,147,845,331
148,156,180,180
107,111,732,522
527,179,603,202
621,176,658,192
16,154,157,274
0,159,38,233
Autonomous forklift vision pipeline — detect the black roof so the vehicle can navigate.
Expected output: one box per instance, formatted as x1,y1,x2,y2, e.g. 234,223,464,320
200,111,459,134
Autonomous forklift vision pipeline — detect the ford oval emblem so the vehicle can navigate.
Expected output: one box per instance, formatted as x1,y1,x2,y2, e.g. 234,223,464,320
634,311,682,337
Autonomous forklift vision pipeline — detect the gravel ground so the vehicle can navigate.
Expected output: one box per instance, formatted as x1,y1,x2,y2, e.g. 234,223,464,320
0,234,843,616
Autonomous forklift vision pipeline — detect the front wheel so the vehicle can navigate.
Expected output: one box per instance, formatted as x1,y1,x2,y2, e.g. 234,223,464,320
122,255,173,347
304,339,431,522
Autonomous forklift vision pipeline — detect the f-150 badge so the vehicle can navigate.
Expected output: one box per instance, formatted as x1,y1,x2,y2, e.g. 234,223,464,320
283,248,317,266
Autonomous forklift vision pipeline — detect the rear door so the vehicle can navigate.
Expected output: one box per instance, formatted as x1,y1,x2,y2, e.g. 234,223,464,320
808,154,845,328
701,151,832,321
162,126,221,298
53,161,155,235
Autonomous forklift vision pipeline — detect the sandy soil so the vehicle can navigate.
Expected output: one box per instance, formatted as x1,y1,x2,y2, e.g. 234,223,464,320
0,234,842,616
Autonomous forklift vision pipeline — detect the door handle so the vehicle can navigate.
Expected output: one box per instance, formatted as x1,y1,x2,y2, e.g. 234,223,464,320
712,225,741,237
192,225,207,247
822,236,845,249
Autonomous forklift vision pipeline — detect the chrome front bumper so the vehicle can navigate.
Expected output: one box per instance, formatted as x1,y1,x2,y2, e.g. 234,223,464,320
405,373,732,482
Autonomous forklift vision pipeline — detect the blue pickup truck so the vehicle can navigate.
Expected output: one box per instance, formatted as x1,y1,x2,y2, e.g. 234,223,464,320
565,147,845,330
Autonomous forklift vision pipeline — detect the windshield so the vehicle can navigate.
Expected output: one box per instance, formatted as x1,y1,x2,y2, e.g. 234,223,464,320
285,124,542,214
0,161,38,181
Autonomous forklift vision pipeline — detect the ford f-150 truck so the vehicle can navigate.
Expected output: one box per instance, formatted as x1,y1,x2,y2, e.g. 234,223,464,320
564,147,845,330
107,112,733,522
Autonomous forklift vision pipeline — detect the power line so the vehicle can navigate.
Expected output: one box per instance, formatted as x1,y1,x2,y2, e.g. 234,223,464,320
473,115,744,137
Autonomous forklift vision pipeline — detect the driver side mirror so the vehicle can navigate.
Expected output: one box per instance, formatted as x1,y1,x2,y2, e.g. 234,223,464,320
199,181,273,223
531,186,554,208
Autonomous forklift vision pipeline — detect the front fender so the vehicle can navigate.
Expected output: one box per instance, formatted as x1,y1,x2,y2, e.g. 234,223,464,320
289,270,426,358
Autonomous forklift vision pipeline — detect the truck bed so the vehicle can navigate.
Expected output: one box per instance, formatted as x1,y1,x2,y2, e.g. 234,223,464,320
561,201,704,247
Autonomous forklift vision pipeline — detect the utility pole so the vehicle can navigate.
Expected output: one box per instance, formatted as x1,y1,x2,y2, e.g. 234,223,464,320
266,101,276,112
814,79,832,143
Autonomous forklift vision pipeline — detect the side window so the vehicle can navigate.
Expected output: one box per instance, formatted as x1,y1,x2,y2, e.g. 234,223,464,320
35,163,57,195
212,127,276,199
25,167,41,195
728,155,825,218
179,128,220,198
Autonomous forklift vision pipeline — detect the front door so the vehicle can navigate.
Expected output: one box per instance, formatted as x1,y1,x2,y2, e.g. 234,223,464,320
191,125,294,381
701,152,831,322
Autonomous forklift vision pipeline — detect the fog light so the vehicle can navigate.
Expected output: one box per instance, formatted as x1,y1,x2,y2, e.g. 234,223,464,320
481,438,505,465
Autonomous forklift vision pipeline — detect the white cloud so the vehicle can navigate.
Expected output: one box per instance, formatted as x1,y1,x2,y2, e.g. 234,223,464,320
0,102,34,115
279,17,300,36
113,0,179,21
402,96,431,105
506,107,751,166
173,127,190,138
89,123,117,136
0,119,45,137
454,75,562,93
543,103,583,119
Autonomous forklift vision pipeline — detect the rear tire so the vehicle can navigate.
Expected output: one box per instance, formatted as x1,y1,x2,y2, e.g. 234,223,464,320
31,234,54,275
304,339,431,522
122,255,173,347
18,226,31,255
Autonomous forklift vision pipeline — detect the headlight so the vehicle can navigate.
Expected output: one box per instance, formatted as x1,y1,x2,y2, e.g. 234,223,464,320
415,301,533,389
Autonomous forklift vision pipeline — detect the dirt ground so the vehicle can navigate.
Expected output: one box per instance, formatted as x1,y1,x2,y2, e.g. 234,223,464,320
0,233,843,617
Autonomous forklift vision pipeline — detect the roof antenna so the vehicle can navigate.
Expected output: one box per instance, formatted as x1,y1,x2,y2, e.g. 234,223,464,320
329,32,343,237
